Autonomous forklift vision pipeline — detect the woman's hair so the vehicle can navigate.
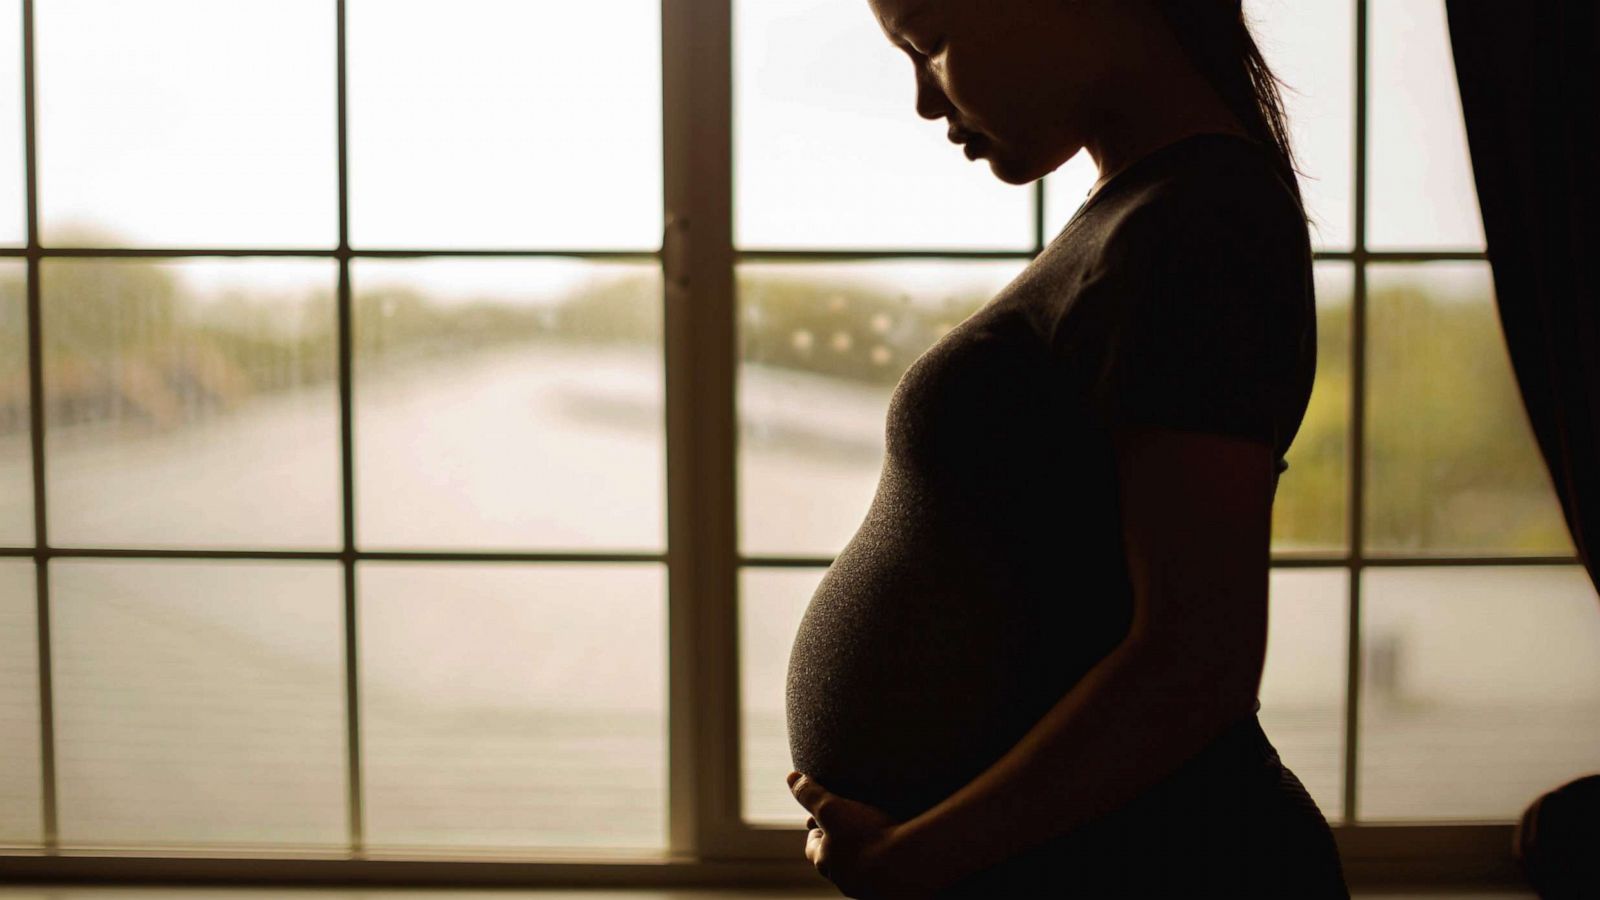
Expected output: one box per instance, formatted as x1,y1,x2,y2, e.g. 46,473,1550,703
1151,0,1305,209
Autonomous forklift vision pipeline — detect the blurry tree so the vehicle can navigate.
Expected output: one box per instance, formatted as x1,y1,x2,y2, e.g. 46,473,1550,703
1366,283,1572,555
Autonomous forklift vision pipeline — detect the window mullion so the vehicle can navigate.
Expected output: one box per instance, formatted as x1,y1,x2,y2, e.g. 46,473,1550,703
1033,178,1046,254
661,0,743,860
333,0,363,855
1344,0,1371,827
21,0,55,854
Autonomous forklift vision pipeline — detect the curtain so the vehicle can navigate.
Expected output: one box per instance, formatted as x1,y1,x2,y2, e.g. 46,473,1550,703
1444,0,1599,593
1446,7,1600,894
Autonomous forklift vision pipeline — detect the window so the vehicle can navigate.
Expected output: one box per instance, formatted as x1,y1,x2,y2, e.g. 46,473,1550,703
2,0,1595,878
4,0,668,856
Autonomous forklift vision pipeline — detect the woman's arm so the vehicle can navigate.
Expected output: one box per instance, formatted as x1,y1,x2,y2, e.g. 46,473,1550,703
885,423,1277,889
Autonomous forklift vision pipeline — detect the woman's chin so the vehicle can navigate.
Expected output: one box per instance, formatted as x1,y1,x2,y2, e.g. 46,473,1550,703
983,152,1041,186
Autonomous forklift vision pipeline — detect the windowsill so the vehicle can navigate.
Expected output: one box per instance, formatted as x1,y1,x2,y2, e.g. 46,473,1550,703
0,822,1533,892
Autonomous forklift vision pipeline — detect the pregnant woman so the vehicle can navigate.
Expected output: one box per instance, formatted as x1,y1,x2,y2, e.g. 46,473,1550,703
782,1,1350,897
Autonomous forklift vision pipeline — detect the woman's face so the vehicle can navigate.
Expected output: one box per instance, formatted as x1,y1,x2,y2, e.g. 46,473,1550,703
864,0,1127,184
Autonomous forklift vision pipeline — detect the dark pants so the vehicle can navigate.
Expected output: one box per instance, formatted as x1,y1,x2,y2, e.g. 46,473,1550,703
935,715,1351,899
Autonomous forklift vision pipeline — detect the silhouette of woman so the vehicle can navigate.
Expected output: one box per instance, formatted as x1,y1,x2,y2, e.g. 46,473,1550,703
783,1,1351,897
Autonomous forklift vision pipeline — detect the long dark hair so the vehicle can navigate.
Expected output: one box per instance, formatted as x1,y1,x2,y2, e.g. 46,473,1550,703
1152,0,1305,209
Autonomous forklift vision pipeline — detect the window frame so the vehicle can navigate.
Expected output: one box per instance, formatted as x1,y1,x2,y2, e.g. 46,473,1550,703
0,0,1563,888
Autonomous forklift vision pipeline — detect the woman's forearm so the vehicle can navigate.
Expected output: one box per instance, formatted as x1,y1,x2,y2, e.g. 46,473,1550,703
888,629,1259,888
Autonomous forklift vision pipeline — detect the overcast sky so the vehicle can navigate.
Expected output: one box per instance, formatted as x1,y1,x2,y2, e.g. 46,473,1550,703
0,0,1485,300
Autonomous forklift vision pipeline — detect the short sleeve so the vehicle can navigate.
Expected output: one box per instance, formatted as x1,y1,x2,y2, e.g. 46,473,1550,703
1084,178,1312,451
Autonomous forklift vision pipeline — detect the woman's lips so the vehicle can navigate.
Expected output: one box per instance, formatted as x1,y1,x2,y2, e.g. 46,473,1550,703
948,124,989,159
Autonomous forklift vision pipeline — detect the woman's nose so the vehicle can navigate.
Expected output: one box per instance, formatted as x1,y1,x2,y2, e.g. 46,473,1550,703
913,66,954,121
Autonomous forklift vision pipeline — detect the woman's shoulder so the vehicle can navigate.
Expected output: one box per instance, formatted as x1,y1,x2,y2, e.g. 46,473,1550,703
1094,135,1309,261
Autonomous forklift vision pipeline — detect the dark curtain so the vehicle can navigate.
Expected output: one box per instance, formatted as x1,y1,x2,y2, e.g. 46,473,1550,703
1446,7,1600,894
1444,0,1599,593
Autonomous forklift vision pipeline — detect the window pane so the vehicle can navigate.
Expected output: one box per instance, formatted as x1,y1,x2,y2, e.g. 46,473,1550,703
0,559,40,845
0,261,28,544
737,261,1025,557
348,0,661,250
739,566,821,825
1359,567,1600,821
1367,0,1485,250
354,259,663,551
37,0,336,248
1272,264,1351,554
1247,0,1354,250
734,0,1033,250
1260,569,1348,823
52,560,346,848
360,562,666,852
44,260,340,549
1365,264,1572,556
0,0,23,247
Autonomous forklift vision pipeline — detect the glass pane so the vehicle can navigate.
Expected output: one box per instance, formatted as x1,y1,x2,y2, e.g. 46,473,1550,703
1246,0,1354,250
354,260,664,551
43,259,341,549
0,261,28,544
0,559,40,845
347,0,661,250
52,559,346,848
1367,0,1485,250
1272,264,1351,554
737,261,1025,557
1360,567,1600,821
1260,569,1348,823
1365,264,1572,556
37,0,336,248
734,0,1033,250
360,562,666,851
739,566,822,825
0,0,24,246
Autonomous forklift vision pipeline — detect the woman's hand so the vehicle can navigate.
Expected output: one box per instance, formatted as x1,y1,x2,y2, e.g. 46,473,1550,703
786,771,950,899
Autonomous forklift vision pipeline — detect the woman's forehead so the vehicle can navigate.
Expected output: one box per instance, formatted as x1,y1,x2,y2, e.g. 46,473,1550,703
870,0,938,38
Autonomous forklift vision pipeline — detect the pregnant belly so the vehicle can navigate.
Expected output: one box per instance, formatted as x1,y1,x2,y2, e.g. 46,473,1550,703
783,524,1103,820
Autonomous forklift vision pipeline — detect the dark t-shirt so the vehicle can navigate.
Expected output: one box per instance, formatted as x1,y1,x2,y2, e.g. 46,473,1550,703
1056,135,1316,479
785,133,1344,894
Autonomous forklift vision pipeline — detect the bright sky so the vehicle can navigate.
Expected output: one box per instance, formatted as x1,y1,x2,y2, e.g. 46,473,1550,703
0,0,1485,299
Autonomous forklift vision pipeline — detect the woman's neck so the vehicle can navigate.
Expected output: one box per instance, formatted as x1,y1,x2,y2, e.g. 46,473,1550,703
1080,54,1251,203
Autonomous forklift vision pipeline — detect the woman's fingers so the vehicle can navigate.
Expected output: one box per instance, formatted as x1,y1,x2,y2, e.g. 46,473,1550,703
806,815,819,831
